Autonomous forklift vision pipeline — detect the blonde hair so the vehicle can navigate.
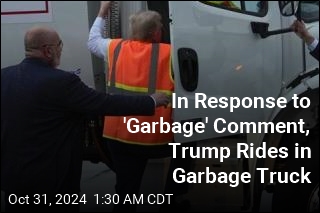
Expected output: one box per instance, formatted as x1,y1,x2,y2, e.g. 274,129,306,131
129,10,162,42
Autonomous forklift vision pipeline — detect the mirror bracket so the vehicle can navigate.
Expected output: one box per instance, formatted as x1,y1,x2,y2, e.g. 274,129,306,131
251,22,293,39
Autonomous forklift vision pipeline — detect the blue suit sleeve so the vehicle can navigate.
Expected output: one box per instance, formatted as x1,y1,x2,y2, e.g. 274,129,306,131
61,74,155,116
310,43,319,61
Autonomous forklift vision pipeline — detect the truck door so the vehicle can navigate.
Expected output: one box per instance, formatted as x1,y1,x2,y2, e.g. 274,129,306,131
169,1,284,143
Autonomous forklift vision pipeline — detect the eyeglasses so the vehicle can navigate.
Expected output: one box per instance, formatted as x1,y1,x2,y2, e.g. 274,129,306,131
42,40,63,49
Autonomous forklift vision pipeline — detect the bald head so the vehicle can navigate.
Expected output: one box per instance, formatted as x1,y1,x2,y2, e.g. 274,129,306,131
24,26,62,68
24,26,59,50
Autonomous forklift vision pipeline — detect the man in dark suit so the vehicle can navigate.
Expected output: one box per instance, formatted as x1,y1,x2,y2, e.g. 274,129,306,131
291,19,319,61
1,26,169,212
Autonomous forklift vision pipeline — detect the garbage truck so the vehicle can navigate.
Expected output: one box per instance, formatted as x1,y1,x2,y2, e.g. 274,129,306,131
1,1,318,212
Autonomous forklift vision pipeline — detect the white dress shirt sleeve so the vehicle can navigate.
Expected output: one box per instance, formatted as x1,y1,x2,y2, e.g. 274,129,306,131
87,17,112,62
308,38,319,52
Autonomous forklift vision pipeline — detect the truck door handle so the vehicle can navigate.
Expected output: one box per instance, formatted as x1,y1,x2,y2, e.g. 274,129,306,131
178,48,198,92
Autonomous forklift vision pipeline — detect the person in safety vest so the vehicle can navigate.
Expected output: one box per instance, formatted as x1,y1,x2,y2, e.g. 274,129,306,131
88,1,174,212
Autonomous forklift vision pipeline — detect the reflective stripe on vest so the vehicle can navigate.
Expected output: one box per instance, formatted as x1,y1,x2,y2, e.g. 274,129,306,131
103,39,174,145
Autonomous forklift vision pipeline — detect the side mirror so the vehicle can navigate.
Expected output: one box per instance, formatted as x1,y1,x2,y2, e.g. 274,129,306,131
279,1,299,16
251,1,300,39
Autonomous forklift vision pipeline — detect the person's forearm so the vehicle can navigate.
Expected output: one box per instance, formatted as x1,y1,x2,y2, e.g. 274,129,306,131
303,34,315,46
87,2,112,60
98,1,111,18
98,8,108,18
87,17,109,59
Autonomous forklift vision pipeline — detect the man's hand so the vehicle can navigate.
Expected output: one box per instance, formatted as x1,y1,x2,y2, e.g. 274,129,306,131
290,20,315,45
98,1,112,18
151,93,170,108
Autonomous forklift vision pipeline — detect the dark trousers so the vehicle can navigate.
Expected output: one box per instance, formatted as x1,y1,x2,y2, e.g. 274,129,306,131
160,141,196,212
163,141,196,195
102,138,173,212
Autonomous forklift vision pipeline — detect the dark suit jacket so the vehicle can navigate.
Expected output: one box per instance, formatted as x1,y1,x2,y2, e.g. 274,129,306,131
1,58,155,195
310,43,319,61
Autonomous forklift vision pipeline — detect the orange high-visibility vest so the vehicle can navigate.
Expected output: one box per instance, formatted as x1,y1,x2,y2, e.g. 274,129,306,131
103,39,174,145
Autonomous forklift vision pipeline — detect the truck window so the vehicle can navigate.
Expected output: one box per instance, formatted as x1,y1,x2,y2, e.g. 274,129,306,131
201,1,267,17
300,1,319,23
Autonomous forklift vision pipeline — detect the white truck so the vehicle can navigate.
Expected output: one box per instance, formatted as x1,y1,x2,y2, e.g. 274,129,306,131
1,1,318,212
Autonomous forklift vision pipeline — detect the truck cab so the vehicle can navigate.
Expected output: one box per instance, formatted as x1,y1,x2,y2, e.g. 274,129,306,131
1,1,318,211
